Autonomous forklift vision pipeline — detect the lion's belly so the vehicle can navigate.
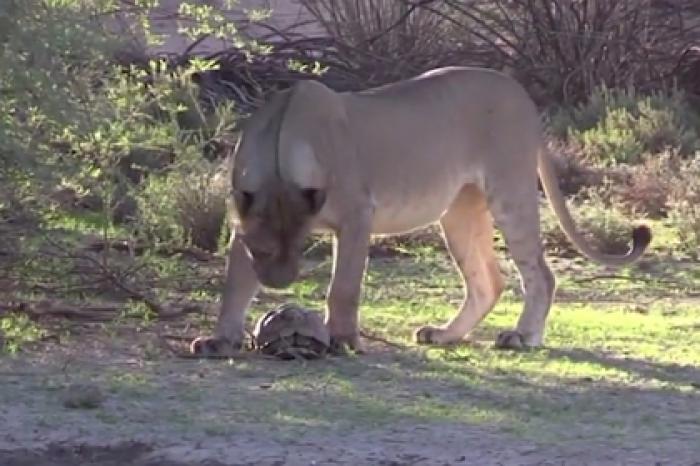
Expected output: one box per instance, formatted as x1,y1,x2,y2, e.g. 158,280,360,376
370,204,444,235
369,180,464,235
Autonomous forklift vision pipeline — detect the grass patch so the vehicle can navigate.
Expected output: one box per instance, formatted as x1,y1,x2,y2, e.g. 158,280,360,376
139,248,699,444
1,211,697,453
0,314,45,354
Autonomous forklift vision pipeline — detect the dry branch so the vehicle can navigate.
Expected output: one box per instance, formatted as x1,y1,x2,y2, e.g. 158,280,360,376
415,0,700,104
0,298,203,322
0,300,123,321
116,0,700,115
38,234,202,317
203,0,700,110
81,237,215,262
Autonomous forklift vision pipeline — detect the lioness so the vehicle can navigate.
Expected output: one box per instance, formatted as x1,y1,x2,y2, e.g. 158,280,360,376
191,66,651,356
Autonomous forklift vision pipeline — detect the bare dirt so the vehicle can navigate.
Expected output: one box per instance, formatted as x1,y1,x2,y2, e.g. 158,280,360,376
1,324,699,466
2,250,699,465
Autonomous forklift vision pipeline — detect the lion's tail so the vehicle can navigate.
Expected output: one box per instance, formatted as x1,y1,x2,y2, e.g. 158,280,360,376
537,148,651,267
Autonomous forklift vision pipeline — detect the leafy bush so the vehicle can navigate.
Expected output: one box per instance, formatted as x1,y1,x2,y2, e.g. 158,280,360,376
0,2,244,226
541,195,639,257
137,161,229,252
1,314,45,354
0,0,252,302
667,157,700,257
604,152,677,218
550,87,700,165
669,202,700,258
547,139,605,195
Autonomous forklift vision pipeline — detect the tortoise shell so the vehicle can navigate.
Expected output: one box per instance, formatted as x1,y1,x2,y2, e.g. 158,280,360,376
252,303,330,359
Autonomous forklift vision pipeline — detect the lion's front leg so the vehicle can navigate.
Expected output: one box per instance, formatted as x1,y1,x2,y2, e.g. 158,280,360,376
326,215,372,353
191,232,260,357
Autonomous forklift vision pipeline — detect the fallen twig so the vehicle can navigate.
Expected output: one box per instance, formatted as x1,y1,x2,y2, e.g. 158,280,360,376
360,329,408,350
573,274,646,284
0,299,202,322
1,300,123,321
82,237,216,262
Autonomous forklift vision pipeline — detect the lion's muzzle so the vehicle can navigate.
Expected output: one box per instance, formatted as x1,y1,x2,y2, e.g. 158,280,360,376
253,260,299,289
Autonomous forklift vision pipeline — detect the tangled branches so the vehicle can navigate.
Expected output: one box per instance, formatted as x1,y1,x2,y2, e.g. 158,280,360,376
424,0,700,104
190,0,700,110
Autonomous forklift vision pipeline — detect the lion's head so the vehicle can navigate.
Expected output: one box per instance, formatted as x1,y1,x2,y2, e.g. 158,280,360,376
229,85,329,288
232,183,325,288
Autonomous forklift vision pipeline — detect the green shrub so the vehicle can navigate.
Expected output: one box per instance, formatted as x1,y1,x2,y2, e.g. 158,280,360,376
547,139,605,195
1,314,45,354
540,194,639,257
669,202,700,258
137,161,228,252
0,0,247,277
550,87,700,166
602,152,700,231
606,152,677,218
667,157,700,257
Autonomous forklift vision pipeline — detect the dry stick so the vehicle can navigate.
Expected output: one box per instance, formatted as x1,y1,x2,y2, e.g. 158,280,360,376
207,6,468,96
177,33,211,63
160,334,194,341
364,0,438,46
572,274,645,284
572,273,692,288
83,237,216,262
33,302,123,321
43,234,164,314
360,329,407,350
41,235,205,320
2,299,198,322
244,18,320,43
29,278,113,295
0,300,123,319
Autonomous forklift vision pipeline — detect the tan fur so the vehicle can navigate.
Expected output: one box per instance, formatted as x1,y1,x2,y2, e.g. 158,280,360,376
190,66,651,356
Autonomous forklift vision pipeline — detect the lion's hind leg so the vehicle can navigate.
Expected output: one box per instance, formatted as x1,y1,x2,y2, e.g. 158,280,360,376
414,184,504,345
487,185,556,349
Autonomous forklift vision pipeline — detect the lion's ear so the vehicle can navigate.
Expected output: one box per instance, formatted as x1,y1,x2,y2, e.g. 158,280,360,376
301,188,326,215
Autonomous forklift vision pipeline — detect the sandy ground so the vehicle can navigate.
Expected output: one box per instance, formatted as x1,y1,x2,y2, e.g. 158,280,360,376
1,340,699,466
3,413,698,466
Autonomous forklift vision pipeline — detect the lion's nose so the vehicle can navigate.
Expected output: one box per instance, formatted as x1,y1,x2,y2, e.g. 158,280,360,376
257,264,298,289
244,241,280,262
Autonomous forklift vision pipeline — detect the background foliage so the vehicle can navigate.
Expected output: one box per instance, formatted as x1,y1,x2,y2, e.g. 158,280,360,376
1,0,699,353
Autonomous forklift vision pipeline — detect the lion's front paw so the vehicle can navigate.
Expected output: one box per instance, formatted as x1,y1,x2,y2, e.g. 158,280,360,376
190,336,242,358
494,330,538,350
329,333,364,355
413,325,458,345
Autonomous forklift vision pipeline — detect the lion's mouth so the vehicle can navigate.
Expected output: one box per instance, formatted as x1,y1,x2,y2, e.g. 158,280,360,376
255,264,299,289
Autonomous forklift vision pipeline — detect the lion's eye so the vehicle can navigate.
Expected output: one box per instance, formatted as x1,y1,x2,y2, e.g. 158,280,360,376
233,189,255,216
250,248,274,261
301,188,326,214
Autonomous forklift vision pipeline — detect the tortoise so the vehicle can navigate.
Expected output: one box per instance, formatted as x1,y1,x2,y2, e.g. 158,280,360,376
252,303,330,360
